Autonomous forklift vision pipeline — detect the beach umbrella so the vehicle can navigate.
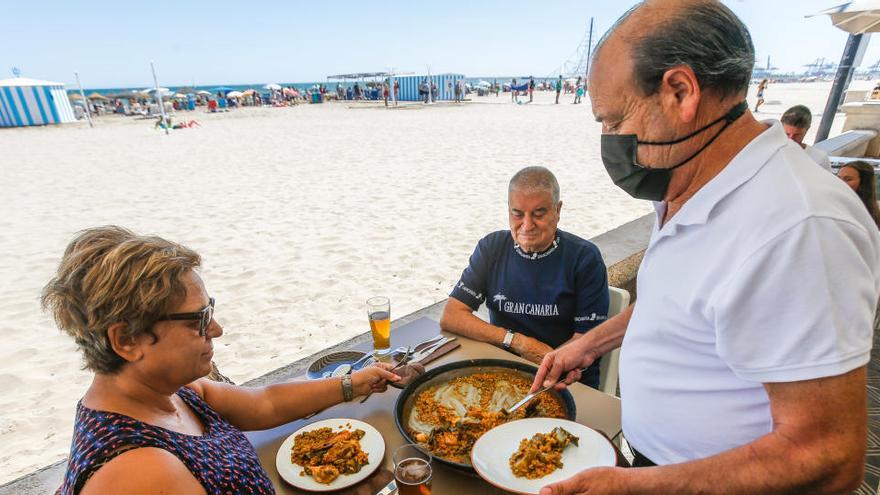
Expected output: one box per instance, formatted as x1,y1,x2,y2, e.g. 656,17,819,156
264,83,282,90
213,86,233,95
68,92,83,100
227,90,243,98
816,0,880,33
87,92,109,100
810,1,878,141
197,90,212,95
242,89,256,95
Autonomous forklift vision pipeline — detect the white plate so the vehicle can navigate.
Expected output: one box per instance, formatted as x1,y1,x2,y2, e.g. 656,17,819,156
471,418,616,495
275,418,385,492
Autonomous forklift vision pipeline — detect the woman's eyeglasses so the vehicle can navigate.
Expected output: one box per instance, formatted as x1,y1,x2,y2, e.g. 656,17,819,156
157,297,215,337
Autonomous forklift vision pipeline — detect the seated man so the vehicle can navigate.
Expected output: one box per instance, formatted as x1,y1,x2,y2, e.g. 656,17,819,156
781,105,832,172
440,166,609,389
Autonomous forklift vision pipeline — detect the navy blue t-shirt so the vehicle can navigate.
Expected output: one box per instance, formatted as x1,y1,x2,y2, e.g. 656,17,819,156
450,229,609,387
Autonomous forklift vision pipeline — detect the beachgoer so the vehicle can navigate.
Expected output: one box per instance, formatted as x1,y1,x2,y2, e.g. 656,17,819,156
780,105,832,172
47,226,399,495
532,1,879,493
573,76,584,104
555,74,562,104
754,78,768,112
529,76,535,103
454,79,461,103
511,78,517,102
494,78,499,97
838,160,880,229
440,166,608,388
420,78,429,103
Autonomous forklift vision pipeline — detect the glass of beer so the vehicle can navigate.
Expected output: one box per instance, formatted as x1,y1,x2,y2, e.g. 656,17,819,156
393,444,432,495
366,296,391,351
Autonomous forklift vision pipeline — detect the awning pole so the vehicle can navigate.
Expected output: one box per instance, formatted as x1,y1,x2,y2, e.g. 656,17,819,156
151,61,169,136
815,33,867,143
74,72,93,128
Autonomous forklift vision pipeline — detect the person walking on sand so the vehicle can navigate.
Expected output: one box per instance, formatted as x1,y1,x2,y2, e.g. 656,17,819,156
529,76,535,103
573,76,584,104
555,74,562,104
754,78,768,112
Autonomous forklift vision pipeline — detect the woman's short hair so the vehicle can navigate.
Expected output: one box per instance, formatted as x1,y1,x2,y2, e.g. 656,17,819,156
41,226,201,374
843,161,880,229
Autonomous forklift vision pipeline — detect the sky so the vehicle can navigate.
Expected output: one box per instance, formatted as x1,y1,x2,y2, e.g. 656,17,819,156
1,0,877,89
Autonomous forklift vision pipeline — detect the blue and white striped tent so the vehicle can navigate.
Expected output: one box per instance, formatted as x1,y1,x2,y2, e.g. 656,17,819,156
0,78,77,128
395,73,465,101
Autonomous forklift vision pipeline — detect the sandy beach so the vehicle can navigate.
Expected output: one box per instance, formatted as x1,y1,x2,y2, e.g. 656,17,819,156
0,81,856,483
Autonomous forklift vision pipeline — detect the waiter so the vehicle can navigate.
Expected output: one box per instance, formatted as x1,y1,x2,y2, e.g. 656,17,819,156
532,1,880,494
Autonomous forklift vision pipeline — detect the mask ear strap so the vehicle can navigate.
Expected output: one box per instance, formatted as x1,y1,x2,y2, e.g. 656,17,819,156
665,101,749,170
639,101,749,146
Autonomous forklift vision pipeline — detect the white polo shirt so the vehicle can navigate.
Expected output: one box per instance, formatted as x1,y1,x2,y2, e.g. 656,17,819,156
804,144,832,172
620,120,880,465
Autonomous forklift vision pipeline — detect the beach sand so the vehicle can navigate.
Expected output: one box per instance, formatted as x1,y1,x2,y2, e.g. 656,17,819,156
0,81,855,483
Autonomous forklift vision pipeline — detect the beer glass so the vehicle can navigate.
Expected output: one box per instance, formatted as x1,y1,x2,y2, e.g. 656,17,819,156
366,296,391,351
393,444,432,495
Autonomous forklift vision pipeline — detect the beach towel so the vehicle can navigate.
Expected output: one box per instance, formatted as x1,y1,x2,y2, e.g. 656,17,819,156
510,83,529,91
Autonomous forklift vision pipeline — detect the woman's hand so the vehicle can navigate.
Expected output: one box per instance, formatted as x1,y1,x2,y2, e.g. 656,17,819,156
351,363,401,397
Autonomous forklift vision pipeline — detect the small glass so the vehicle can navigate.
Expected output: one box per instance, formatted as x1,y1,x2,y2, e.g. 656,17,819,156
393,444,432,495
367,296,391,351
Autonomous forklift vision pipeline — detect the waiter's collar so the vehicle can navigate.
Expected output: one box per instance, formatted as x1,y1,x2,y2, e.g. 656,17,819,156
652,120,788,239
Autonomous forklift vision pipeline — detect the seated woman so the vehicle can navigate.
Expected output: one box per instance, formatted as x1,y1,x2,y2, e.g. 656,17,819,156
46,226,399,495
837,160,880,229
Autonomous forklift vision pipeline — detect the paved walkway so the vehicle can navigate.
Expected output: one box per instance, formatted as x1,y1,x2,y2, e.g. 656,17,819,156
856,326,880,494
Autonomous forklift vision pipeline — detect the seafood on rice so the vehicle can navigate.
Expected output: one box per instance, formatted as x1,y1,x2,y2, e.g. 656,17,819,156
509,427,579,479
407,372,566,464
291,426,369,484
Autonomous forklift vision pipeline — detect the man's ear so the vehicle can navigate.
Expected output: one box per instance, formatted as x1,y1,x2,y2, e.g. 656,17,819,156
660,65,701,124
556,201,563,215
107,322,143,363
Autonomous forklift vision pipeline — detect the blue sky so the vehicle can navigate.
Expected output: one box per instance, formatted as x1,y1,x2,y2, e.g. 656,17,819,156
1,0,876,88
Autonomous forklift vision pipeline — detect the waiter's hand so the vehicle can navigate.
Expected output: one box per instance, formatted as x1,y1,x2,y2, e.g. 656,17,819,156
531,336,594,393
511,333,554,365
540,467,628,495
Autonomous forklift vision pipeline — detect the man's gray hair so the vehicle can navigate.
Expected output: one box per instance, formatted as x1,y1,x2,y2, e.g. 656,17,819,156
781,105,812,129
509,166,560,203
596,1,754,100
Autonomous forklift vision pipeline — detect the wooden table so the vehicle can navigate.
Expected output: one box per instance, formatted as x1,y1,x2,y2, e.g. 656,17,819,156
246,317,622,494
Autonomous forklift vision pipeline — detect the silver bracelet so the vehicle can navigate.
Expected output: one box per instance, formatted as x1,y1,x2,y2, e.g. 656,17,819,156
341,374,354,402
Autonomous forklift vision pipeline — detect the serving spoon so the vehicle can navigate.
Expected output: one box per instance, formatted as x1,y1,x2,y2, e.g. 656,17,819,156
503,368,588,415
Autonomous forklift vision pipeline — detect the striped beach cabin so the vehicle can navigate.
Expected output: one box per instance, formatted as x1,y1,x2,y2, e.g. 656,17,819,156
0,78,77,128
395,73,465,101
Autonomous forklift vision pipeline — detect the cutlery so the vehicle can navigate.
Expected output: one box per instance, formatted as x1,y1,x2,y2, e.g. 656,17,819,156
409,337,456,363
503,367,587,415
375,479,397,495
359,346,414,404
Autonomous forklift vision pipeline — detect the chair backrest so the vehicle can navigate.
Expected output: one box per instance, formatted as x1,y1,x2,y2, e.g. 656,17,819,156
598,286,631,396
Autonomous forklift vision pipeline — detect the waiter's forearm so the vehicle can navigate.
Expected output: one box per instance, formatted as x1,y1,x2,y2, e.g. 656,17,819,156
440,298,507,346
622,428,859,494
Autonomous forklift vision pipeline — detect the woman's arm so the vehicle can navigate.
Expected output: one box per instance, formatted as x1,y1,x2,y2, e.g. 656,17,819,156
190,364,400,431
80,447,206,495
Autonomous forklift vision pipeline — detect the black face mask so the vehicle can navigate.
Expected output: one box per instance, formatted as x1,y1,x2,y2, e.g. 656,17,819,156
600,101,748,201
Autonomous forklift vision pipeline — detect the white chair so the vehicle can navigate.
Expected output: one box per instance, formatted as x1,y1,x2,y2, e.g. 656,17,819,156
598,286,631,396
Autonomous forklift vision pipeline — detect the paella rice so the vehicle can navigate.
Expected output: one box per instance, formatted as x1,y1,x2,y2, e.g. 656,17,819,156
291,426,369,484
408,372,566,464
509,427,579,479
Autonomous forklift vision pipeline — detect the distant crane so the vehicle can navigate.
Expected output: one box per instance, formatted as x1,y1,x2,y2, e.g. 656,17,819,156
547,18,595,79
